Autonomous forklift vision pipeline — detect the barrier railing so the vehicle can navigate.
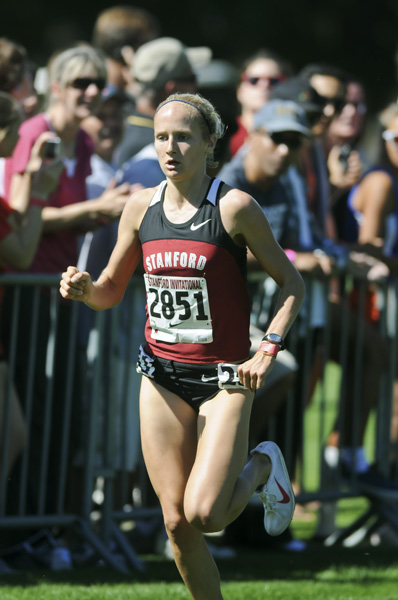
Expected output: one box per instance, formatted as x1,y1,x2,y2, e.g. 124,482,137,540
0,270,397,567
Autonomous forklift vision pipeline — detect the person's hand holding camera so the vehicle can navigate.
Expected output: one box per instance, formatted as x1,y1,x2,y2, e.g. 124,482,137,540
27,133,64,200
328,144,362,189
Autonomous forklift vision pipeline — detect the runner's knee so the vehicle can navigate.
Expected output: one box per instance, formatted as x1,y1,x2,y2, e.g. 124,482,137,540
185,501,225,534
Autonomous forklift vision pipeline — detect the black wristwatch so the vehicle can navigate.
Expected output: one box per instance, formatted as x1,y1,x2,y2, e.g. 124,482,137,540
262,333,285,350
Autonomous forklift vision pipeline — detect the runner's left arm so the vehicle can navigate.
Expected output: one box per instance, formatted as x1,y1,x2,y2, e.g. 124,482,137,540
221,189,305,391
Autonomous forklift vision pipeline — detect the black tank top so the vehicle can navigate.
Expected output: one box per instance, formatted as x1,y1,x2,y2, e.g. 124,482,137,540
139,178,251,363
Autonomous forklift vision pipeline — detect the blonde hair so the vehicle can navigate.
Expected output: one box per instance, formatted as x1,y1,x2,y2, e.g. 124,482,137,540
156,92,225,168
48,45,107,89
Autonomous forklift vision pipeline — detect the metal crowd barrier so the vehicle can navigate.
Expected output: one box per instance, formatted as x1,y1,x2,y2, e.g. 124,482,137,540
0,270,397,569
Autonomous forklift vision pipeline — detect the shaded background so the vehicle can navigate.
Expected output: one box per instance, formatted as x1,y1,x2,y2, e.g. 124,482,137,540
2,0,398,111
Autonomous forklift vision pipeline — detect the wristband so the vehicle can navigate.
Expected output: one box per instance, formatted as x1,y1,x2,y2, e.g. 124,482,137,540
258,341,279,357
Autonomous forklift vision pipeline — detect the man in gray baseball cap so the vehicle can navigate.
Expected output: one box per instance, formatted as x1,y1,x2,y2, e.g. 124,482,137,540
219,99,312,243
253,99,313,138
117,37,212,164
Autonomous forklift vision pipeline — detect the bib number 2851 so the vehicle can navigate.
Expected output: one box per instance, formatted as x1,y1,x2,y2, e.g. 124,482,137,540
144,274,213,344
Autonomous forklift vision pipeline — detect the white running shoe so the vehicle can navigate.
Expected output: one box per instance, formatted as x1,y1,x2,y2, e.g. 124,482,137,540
250,441,295,536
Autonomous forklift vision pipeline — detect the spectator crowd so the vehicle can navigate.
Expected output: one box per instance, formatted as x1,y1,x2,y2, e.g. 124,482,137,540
1,4,398,574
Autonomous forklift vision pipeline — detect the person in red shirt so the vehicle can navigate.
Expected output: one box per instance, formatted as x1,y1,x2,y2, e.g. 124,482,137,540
5,45,131,275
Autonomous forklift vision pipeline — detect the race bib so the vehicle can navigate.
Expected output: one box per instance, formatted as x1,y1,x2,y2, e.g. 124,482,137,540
144,274,213,343
217,363,247,389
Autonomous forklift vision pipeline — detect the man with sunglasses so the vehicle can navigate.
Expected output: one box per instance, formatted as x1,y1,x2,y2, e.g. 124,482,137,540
299,64,347,136
219,99,315,403
220,99,311,245
220,97,341,359
297,64,348,236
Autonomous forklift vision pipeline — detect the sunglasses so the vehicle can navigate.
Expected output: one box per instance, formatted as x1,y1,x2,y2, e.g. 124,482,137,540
316,94,346,114
69,77,106,91
382,130,398,144
241,74,285,87
267,131,305,149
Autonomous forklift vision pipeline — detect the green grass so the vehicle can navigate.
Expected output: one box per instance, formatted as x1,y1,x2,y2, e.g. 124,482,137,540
0,498,395,600
1,543,398,600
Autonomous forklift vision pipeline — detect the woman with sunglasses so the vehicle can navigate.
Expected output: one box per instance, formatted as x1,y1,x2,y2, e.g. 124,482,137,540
229,49,292,157
60,92,305,599
5,45,130,242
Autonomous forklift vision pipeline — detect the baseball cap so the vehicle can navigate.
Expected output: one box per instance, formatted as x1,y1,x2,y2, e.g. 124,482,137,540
269,76,325,115
253,100,312,137
132,37,212,88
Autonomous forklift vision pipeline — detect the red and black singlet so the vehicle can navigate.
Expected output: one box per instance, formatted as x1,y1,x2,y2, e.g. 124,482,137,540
139,178,251,364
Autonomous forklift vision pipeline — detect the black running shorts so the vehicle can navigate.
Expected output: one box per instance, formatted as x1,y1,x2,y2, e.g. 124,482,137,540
136,344,249,412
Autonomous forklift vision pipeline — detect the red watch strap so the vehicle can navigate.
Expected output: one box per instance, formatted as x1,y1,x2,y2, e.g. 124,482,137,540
258,341,279,357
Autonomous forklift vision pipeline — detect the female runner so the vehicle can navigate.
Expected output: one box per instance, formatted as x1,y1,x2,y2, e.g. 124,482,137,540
60,92,305,600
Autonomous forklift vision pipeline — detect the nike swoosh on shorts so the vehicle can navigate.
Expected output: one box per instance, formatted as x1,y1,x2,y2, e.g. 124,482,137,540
201,374,219,382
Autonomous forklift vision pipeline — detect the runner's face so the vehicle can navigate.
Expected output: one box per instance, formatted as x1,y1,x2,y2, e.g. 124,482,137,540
154,102,211,180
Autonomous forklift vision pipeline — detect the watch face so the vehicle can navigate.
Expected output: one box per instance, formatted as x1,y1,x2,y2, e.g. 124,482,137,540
265,333,284,346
